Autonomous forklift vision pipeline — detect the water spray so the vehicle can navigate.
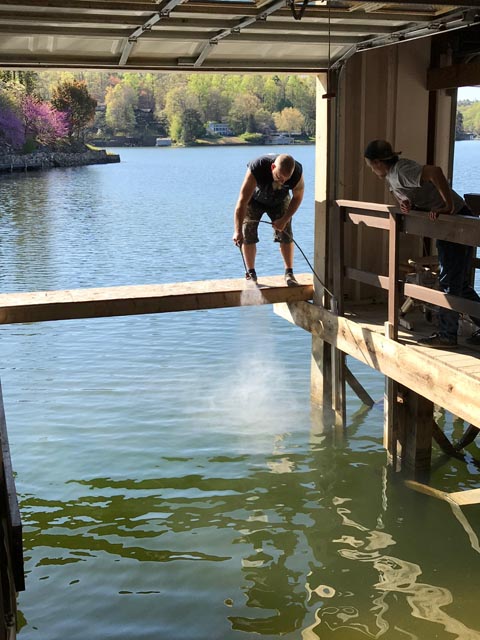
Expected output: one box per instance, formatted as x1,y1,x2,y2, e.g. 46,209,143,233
237,219,335,301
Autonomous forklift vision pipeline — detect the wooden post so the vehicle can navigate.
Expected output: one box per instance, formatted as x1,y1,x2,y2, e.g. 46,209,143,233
331,204,346,425
311,72,337,426
384,210,400,462
397,387,434,471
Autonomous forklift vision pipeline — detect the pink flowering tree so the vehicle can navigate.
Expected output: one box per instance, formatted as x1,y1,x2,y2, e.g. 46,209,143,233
22,95,69,147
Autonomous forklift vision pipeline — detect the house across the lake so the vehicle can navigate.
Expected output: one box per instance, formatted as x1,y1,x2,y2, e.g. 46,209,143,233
206,122,233,136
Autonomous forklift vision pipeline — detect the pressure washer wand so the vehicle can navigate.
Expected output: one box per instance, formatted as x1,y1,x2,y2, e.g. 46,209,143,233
235,240,251,278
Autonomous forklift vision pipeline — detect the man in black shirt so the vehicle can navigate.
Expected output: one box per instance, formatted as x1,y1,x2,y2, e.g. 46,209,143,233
233,153,305,285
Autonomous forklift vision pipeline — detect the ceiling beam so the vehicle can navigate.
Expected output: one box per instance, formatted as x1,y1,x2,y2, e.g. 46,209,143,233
0,52,329,71
0,11,397,34
1,0,477,10
193,0,289,67
0,23,365,44
427,61,480,90
118,0,186,65
0,1,445,22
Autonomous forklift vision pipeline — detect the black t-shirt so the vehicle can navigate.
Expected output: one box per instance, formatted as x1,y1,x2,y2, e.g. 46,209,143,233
248,154,303,206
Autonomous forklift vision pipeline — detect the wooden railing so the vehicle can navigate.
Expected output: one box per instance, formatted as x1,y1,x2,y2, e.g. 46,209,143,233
0,381,24,639
335,200,480,340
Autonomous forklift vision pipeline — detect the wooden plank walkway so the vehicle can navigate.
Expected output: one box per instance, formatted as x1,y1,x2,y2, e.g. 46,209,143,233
275,300,480,427
0,275,313,325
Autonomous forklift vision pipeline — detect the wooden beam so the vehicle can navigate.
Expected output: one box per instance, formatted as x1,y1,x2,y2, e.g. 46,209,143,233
345,268,480,319
0,275,313,325
0,382,24,592
397,389,433,471
347,211,390,229
274,300,480,427
402,211,480,246
404,282,480,318
427,62,480,91
345,366,375,407
340,200,480,246
345,267,389,289
387,210,399,339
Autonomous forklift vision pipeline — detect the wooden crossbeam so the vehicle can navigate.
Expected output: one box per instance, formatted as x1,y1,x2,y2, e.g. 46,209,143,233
0,382,24,592
274,300,480,428
0,275,313,325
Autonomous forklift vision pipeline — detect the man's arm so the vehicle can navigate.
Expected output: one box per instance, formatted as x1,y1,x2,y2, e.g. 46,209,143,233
233,170,257,246
421,164,455,220
272,174,305,232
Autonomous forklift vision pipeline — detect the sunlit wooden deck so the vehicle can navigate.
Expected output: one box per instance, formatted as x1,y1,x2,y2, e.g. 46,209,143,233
275,300,480,428
0,274,313,325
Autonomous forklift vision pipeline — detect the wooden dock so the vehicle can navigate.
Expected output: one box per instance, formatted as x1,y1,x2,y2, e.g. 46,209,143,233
0,274,313,325
275,300,480,430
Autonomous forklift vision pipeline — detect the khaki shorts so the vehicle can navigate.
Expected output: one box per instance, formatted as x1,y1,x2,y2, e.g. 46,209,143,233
243,198,293,244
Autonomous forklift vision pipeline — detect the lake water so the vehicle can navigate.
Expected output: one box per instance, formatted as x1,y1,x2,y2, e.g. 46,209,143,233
0,142,479,640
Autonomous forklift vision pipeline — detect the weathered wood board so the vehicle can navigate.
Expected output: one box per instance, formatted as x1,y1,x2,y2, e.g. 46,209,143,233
0,275,313,324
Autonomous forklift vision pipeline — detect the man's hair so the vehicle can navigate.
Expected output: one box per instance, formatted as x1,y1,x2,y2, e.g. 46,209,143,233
275,154,295,174
364,139,401,165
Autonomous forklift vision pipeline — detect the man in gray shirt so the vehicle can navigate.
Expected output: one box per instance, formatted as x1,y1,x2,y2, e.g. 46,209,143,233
364,139,480,348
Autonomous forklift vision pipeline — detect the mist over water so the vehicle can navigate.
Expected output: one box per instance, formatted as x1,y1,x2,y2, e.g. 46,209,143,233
0,144,479,639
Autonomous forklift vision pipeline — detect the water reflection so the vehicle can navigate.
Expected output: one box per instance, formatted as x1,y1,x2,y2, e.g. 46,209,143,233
18,429,480,639
2,146,479,639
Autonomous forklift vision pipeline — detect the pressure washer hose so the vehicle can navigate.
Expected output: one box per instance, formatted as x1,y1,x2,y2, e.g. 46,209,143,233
238,219,335,301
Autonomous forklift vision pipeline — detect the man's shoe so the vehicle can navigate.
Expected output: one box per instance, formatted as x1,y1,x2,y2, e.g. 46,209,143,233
466,329,480,345
245,268,257,283
284,270,299,287
418,332,458,349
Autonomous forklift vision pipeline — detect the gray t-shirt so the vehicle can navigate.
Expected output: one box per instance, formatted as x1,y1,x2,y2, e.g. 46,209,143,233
386,158,465,214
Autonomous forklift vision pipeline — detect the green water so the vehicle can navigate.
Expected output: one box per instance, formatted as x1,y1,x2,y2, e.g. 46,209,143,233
0,144,478,639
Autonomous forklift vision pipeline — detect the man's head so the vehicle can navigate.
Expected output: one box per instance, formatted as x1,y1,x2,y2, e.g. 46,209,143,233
271,154,295,184
364,140,400,178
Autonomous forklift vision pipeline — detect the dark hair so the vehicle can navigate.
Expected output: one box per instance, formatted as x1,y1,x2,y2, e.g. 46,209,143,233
364,139,401,164
276,154,295,174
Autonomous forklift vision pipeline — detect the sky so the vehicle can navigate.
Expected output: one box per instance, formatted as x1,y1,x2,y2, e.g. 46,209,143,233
457,86,480,102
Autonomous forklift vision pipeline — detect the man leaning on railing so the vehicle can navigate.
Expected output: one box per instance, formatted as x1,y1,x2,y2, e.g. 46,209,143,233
364,139,480,349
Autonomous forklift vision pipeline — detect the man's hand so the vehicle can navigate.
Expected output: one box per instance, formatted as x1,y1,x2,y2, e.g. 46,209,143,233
233,230,243,247
429,206,454,221
400,199,411,213
272,216,288,233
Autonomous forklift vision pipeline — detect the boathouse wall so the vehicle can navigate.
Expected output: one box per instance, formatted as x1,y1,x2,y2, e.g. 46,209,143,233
327,38,451,304
310,36,461,424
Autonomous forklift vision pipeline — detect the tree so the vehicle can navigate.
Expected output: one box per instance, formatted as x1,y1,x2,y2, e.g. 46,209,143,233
0,107,25,149
51,79,97,141
228,93,261,134
104,83,137,134
0,84,25,149
456,111,465,138
179,108,204,145
461,101,480,137
0,71,39,95
273,107,305,134
22,96,69,146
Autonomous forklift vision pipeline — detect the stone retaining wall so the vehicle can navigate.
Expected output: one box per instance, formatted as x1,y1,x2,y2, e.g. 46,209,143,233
0,149,120,172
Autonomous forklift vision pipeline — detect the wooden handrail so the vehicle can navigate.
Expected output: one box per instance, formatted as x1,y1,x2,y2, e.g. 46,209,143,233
338,199,480,247
336,200,480,338
345,267,480,318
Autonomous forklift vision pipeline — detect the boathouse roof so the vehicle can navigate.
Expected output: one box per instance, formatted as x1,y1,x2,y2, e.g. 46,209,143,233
0,0,479,72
